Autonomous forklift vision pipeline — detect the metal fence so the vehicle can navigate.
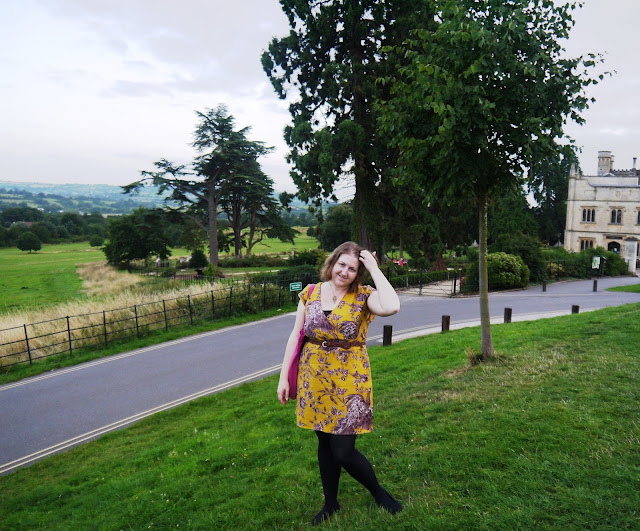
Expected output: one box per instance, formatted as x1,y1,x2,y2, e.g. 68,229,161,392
0,268,461,369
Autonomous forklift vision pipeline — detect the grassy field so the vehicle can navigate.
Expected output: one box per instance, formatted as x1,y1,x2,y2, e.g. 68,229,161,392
607,283,640,293
0,231,320,315
1,304,638,529
0,243,105,313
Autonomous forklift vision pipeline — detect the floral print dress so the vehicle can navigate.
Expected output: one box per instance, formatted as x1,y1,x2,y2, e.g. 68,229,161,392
296,282,376,435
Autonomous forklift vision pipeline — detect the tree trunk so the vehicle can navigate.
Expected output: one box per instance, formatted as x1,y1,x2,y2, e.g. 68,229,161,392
478,190,494,359
207,185,219,266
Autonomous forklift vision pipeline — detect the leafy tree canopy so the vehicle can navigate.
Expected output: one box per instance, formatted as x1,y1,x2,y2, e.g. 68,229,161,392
17,231,42,253
124,105,284,266
102,208,172,266
378,0,604,358
263,0,435,247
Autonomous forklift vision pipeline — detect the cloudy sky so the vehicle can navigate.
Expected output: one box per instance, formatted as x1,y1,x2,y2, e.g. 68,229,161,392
0,0,638,199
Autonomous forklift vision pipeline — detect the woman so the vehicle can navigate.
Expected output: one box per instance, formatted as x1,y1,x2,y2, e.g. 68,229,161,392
277,241,402,525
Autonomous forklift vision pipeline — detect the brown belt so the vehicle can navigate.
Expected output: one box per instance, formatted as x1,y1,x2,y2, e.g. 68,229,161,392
305,337,365,348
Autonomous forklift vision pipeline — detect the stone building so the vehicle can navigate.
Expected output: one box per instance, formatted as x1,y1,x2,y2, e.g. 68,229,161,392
564,151,640,274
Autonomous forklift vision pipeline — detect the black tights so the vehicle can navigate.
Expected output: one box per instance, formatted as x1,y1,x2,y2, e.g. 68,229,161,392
315,431,382,508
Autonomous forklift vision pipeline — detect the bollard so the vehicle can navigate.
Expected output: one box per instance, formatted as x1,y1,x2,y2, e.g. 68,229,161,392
593,279,598,292
442,315,450,332
572,305,579,314
383,325,393,347
542,280,547,292
504,307,512,323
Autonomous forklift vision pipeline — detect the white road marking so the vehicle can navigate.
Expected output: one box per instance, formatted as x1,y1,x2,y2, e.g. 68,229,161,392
0,364,282,474
0,312,294,392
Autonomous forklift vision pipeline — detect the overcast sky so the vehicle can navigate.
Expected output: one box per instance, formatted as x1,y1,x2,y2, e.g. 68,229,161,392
0,0,638,199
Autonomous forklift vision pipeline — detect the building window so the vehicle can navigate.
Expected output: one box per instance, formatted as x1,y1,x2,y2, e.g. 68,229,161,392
582,208,595,223
637,211,640,225
610,209,622,224
580,239,595,250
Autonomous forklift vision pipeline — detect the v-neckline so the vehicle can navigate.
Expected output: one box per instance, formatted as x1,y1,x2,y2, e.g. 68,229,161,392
320,282,347,314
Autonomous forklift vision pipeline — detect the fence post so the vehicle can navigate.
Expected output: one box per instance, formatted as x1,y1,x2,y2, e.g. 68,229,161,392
504,308,512,323
188,295,193,325
263,279,267,310
229,286,233,317
134,305,140,338
542,280,547,292
442,315,450,332
453,271,458,295
419,270,423,296
278,282,282,307
103,310,108,347
66,316,73,356
24,324,32,365
211,290,215,319
593,279,598,292
383,325,393,346
572,305,579,314
163,300,168,330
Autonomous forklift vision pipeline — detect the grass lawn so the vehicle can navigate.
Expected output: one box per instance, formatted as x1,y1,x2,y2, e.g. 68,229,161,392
607,282,640,293
0,243,105,313
1,304,639,529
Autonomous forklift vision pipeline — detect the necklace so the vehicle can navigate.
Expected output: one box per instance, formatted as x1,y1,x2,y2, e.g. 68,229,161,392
328,281,344,304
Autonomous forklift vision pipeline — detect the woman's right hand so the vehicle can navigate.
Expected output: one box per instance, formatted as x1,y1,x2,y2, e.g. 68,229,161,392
277,379,290,405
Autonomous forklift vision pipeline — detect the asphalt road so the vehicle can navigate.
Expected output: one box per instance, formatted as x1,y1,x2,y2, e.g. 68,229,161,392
1,276,639,474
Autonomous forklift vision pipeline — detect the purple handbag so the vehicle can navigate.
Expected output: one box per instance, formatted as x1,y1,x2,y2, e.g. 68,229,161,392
287,284,315,400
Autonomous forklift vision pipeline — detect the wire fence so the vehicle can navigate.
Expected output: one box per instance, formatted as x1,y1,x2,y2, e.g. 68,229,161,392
0,268,461,369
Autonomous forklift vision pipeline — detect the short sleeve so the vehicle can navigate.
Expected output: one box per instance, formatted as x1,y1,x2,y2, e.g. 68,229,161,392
360,284,376,324
298,283,315,305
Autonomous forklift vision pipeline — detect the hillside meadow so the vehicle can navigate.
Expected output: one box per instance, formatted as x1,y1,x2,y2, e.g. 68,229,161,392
1,304,638,529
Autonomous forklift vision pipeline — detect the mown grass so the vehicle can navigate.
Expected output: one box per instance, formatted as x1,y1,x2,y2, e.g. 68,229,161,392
1,304,639,529
0,243,105,312
607,283,640,293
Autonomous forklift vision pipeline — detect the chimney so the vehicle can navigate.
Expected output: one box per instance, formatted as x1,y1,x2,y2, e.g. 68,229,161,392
634,157,637,170
597,151,613,175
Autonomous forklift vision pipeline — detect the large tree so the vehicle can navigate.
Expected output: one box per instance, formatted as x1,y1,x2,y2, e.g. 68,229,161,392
220,170,296,257
102,208,172,266
530,145,579,245
262,0,434,249
124,106,273,265
379,0,603,359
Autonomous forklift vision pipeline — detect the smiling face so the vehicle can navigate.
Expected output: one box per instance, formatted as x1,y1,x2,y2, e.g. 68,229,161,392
331,253,360,289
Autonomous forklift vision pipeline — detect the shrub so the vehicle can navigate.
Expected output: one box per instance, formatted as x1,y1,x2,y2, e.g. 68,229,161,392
89,235,104,247
462,252,530,292
249,265,320,285
408,256,430,270
218,255,288,268
542,246,630,279
490,232,546,282
190,249,209,269
289,248,327,266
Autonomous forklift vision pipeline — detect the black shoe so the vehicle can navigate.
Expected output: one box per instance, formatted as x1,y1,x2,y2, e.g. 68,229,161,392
375,489,402,514
312,503,340,525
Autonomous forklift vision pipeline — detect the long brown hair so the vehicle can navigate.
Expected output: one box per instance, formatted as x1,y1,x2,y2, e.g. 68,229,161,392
320,241,366,293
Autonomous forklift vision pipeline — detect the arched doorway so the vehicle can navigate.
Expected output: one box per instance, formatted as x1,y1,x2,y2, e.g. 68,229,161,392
608,241,621,254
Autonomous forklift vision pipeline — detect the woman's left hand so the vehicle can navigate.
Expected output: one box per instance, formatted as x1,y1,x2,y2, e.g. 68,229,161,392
359,249,379,272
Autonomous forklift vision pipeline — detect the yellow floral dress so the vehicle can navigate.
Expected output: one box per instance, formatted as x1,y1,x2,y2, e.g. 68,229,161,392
296,282,376,435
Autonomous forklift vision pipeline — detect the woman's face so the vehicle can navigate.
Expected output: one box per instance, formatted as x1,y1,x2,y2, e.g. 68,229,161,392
331,253,359,288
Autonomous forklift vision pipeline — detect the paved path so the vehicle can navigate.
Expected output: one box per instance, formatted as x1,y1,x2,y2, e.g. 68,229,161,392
1,276,639,474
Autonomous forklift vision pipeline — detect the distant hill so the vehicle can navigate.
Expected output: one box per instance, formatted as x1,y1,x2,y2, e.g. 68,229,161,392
0,181,172,215
0,181,325,216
